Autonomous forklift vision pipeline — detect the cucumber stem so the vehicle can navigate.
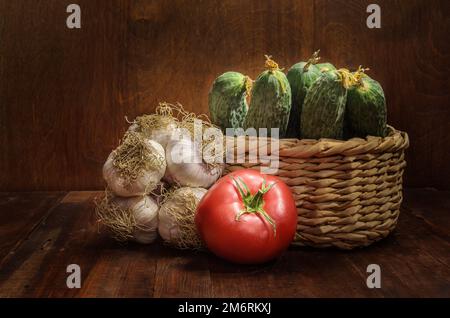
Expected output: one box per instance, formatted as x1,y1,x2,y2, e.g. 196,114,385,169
353,65,370,87
303,49,321,72
264,55,281,73
263,55,287,93
336,68,359,89
244,76,253,95
244,75,253,106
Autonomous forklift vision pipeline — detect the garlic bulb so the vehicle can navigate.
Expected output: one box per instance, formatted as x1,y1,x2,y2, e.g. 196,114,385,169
103,133,166,197
165,136,223,188
127,103,179,148
158,187,207,249
128,120,178,149
96,194,159,244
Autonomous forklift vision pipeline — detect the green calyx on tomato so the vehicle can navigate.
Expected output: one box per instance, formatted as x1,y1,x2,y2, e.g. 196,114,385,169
231,176,277,236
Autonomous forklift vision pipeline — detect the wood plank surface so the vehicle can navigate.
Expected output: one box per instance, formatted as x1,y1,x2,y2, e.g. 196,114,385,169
0,189,449,297
153,247,212,298
0,192,159,297
0,0,449,191
0,192,66,263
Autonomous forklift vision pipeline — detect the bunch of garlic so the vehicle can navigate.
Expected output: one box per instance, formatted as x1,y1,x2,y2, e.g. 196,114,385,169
99,131,165,244
98,102,224,248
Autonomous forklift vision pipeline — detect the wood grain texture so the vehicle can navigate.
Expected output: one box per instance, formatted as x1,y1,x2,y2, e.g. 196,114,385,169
0,0,130,191
0,192,65,262
313,0,450,189
0,0,449,190
0,189,449,297
153,247,212,298
0,191,160,297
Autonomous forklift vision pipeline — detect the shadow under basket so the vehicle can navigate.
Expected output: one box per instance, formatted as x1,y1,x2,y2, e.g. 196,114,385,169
225,126,410,249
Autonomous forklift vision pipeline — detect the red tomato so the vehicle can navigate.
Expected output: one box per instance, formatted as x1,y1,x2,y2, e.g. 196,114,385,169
195,169,297,264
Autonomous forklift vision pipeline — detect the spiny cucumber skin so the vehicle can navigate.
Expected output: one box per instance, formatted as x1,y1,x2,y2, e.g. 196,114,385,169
301,71,347,140
346,76,387,138
244,70,291,138
229,97,248,130
208,71,248,131
286,62,321,138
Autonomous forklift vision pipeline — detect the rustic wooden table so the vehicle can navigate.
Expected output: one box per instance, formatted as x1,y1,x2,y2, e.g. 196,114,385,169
0,189,449,298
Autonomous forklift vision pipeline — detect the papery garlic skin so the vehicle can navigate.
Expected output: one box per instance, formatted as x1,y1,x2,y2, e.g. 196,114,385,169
158,187,207,247
128,121,178,149
113,195,159,244
103,139,166,197
165,137,223,188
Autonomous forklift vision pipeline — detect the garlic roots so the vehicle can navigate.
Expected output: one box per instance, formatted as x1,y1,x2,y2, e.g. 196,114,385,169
96,193,159,244
103,133,166,197
158,187,207,249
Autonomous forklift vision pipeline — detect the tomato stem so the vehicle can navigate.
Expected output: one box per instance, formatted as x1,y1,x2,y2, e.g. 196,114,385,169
231,176,277,236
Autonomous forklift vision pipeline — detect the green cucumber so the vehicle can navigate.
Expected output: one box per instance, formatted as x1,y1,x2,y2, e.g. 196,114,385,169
208,71,251,131
301,69,351,140
244,56,291,138
346,67,387,137
286,51,322,138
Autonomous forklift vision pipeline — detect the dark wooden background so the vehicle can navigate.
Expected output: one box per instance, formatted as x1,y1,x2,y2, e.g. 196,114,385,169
1,0,449,191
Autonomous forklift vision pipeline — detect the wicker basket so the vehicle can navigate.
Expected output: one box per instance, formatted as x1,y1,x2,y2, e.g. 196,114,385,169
225,126,409,249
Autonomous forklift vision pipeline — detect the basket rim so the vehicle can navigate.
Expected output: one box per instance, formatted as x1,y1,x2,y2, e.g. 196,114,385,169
225,125,409,158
